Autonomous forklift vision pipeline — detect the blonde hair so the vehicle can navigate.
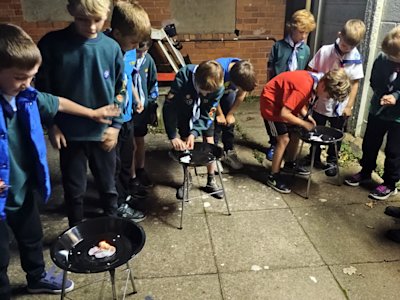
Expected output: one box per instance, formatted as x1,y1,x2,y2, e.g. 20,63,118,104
0,23,41,70
195,60,224,92
68,0,111,17
340,19,366,46
287,9,316,33
111,1,151,42
381,26,400,58
322,69,351,102
230,60,256,92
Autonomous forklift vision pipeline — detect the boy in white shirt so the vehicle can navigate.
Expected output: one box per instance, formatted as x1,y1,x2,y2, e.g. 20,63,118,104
305,19,366,176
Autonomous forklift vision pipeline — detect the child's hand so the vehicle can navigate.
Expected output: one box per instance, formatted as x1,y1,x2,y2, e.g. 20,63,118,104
101,127,120,152
170,138,187,151
136,101,144,114
226,113,236,125
216,114,227,125
48,125,67,149
0,179,8,193
185,134,195,150
92,104,121,124
303,120,315,131
342,106,353,117
380,94,396,106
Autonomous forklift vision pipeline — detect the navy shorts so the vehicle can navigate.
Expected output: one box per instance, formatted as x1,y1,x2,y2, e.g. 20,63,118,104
264,119,298,137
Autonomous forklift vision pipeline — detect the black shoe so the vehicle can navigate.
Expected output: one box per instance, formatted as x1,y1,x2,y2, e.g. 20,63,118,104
267,174,291,193
129,178,147,199
203,179,224,199
282,161,310,176
324,162,337,177
176,172,193,200
386,229,400,243
301,155,325,169
384,206,400,219
136,169,153,188
369,184,398,201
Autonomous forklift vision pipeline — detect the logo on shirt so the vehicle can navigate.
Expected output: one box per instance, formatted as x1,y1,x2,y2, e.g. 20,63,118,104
208,106,217,119
185,94,193,106
103,70,110,79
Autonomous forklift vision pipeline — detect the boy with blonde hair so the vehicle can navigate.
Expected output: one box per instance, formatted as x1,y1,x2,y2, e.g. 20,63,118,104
163,60,225,199
260,69,351,193
305,19,366,176
214,58,257,170
106,0,151,222
35,0,125,227
345,26,400,205
0,23,120,299
265,9,316,161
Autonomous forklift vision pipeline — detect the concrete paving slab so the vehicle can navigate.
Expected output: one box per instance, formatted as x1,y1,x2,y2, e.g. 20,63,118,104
292,204,400,264
134,215,217,278
207,210,324,273
134,274,223,300
330,261,400,300
220,266,346,300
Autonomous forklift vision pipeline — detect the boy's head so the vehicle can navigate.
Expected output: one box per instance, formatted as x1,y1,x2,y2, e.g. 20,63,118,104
287,9,316,44
195,60,224,96
382,26,400,63
229,60,257,92
136,38,152,58
317,69,351,102
67,0,111,39
337,19,366,53
110,1,151,52
0,23,41,96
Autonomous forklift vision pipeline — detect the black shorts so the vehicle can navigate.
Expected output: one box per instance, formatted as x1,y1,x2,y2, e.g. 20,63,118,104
264,120,297,137
134,125,148,137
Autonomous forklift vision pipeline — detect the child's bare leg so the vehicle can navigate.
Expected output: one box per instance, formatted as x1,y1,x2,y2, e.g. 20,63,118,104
272,134,289,173
285,133,300,162
204,136,216,174
130,137,138,179
134,136,146,169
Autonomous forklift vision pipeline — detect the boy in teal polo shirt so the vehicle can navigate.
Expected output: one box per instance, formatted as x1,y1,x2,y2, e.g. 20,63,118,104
266,9,316,160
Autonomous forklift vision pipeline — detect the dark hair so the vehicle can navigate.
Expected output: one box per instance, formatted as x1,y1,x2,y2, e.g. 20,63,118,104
229,60,257,92
0,23,41,70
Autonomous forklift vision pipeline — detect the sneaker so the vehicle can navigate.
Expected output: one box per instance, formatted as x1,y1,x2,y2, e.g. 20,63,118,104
344,172,371,187
117,203,146,222
136,169,153,188
369,184,398,200
384,206,400,219
176,172,193,200
224,150,243,169
215,160,224,174
302,154,325,169
129,178,148,199
267,173,291,193
386,229,400,243
27,266,74,294
324,162,337,177
203,178,224,199
282,161,310,176
266,146,275,161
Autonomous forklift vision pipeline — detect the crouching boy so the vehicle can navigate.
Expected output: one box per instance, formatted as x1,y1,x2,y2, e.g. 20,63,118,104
260,69,351,193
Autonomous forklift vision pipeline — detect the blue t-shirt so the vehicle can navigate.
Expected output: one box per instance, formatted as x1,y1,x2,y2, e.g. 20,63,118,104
216,57,240,93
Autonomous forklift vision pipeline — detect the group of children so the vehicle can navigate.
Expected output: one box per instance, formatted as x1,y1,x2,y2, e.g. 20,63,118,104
261,10,400,243
0,0,159,298
2,1,400,298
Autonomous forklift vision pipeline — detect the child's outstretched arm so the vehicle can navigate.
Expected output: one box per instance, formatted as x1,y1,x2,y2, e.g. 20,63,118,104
57,97,121,124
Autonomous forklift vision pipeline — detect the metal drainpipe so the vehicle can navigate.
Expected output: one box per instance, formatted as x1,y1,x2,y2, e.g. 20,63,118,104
355,0,384,137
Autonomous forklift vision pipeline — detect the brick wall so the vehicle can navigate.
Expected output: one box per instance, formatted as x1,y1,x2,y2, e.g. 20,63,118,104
0,0,286,95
